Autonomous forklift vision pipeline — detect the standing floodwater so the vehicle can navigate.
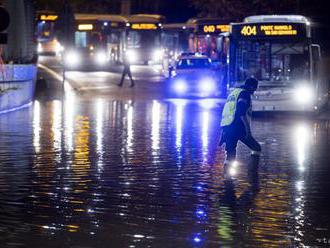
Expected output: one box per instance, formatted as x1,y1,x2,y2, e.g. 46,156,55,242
1,95,330,247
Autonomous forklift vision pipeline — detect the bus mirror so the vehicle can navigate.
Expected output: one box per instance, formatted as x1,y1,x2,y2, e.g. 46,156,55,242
311,44,321,62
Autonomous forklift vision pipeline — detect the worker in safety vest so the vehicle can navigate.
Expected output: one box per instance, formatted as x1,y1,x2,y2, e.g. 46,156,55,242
220,77,261,164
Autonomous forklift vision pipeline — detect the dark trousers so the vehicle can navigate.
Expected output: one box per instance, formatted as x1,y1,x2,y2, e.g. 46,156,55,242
222,130,261,162
119,67,134,86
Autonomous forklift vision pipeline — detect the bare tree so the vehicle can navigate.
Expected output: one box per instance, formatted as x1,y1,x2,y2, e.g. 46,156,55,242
189,0,325,21
35,0,121,13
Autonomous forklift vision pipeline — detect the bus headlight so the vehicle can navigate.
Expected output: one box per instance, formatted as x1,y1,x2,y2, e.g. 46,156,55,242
294,85,314,104
55,42,64,54
173,79,187,93
37,43,43,53
95,51,107,65
199,78,216,94
126,50,138,63
64,50,80,67
153,49,163,61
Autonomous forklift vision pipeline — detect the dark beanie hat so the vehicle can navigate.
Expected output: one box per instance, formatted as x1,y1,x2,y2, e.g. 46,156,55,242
244,77,258,89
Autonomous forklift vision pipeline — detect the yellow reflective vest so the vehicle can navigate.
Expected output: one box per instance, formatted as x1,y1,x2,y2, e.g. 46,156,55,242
220,88,245,127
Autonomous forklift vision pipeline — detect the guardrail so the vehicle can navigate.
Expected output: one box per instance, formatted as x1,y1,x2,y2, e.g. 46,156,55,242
0,65,37,114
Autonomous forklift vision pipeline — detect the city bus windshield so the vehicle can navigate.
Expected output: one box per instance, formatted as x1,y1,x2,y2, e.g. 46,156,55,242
75,31,104,49
37,21,55,41
234,41,310,86
127,30,160,49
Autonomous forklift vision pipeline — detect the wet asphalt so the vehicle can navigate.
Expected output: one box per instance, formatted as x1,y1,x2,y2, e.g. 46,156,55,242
0,62,330,247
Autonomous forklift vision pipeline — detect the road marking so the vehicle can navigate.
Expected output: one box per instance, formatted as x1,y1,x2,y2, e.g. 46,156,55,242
80,85,113,90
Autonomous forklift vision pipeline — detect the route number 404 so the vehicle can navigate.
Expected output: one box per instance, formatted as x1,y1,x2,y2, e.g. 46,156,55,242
241,25,257,36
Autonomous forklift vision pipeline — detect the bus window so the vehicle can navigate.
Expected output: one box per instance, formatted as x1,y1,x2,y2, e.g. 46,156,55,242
75,32,87,48
128,30,160,49
234,41,310,84
195,35,220,60
37,21,54,40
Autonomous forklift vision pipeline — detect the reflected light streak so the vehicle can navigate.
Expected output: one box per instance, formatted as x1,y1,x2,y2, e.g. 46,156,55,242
199,99,219,110
73,116,91,191
52,100,62,163
127,104,134,153
296,180,304,192
64,94,75,152
292,125,309,243
217,206,234,243
175,100,186,149
228,160,239,177
111,101,117,128
202,111,209,153
96,99,104,170
250,178,291,246
152,100,160,152
294,124,311,170
96,100,104,153
33,101,41,154
193,233,202,243
294,179,306,243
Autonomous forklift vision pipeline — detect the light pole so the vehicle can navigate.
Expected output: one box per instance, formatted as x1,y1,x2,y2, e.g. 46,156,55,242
57,0,74,95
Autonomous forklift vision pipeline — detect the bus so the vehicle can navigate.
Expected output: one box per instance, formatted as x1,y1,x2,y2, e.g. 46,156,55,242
63,14,126,68
161,23,195,77
188,18,230,62
36,11,61,55
162,23,195,58
227,15,328,112
123,14,165,64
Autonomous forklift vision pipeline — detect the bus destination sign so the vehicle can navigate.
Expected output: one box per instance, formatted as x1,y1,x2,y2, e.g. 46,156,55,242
131,23,158,30
40,14,58,21
232,23,306,39
200,24,229,34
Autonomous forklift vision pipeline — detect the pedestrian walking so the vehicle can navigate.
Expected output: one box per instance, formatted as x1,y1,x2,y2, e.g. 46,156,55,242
118,55,134,87
219,77,261,165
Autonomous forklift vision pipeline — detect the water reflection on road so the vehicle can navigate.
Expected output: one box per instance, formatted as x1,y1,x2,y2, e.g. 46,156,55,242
0,95,330,247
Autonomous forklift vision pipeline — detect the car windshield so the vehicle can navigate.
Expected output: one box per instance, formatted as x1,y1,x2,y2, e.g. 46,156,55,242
233,41,310,86
176,58,211,69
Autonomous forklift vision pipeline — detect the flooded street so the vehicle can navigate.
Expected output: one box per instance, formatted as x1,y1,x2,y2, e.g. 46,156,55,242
1,94,330,247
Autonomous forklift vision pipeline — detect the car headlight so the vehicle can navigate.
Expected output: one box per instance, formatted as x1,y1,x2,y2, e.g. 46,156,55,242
153,49,163,61
199,78,216,93
126,50,138,63
95,51,107,65
64,50,80,67
173,79,187,93
294,85,314,104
